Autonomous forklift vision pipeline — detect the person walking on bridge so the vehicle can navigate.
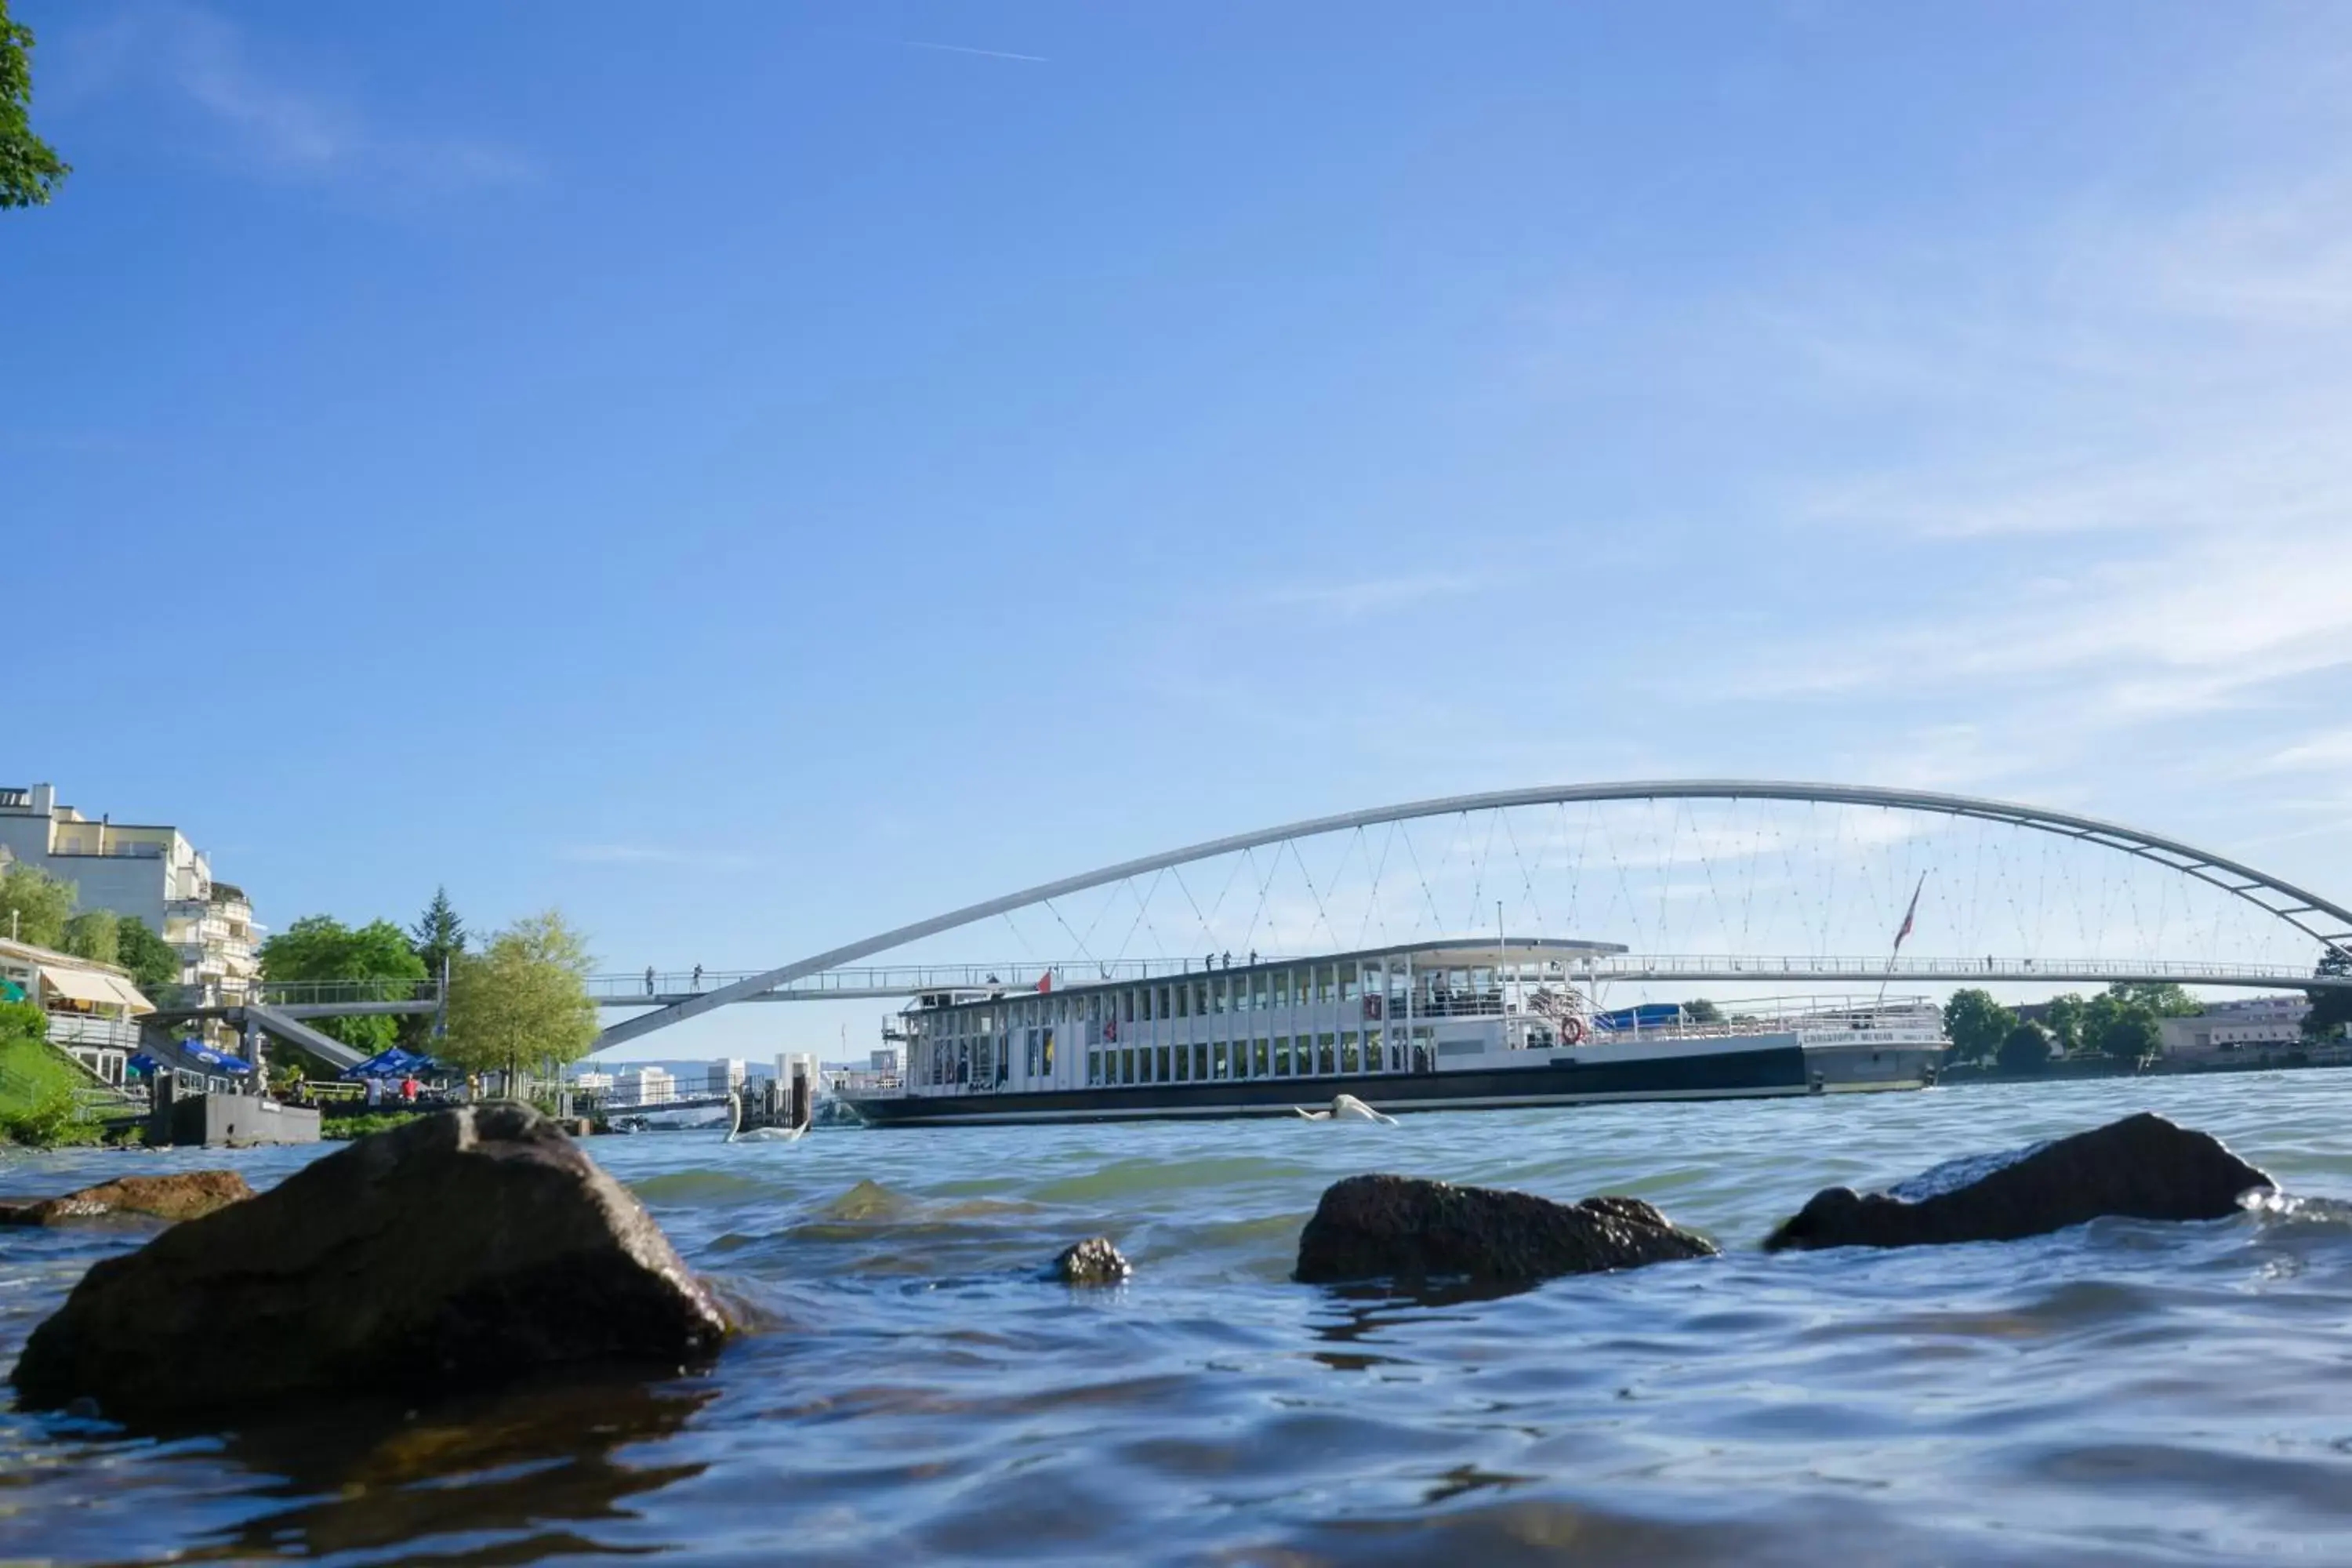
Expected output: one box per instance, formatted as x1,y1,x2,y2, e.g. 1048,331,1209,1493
644,966,655,997
693,964,704,991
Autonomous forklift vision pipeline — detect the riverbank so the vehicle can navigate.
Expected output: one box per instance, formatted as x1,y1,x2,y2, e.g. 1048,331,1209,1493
1943,1049,2352,1087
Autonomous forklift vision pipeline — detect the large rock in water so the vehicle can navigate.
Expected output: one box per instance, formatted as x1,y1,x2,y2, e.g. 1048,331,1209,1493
1051,1236,1131,1286
1294,1174,1718,1285
0,1171,253,1226
1764,1111,2275,1253
11,1103,729,1422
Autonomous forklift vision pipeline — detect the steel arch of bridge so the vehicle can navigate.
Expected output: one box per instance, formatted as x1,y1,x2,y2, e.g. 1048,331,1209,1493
594,779,2352,1048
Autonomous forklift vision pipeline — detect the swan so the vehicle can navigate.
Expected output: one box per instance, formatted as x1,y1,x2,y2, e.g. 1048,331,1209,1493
727,1090,808,1144
1293,1093,1398,1125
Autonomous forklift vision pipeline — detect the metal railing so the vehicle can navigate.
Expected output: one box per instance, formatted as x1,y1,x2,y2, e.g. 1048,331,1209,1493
43,1013,143,1051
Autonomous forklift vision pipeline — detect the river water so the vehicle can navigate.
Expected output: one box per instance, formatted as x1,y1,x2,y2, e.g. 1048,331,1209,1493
5,1073,2352,1565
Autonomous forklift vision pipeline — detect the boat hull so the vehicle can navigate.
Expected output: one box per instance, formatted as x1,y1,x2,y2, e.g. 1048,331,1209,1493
843,1040,1816,1127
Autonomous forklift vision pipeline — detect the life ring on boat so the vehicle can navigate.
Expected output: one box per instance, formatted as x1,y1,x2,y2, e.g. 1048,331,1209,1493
1559,1018,1586,1045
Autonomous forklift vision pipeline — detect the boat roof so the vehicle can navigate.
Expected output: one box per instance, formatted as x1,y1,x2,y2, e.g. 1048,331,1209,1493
913,937,1632,1009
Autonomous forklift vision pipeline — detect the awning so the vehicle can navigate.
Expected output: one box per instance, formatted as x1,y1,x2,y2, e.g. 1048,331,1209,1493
100,975,154,1014
38,965,122,1007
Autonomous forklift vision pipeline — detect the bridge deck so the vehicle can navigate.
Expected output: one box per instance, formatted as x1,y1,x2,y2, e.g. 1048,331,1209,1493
589,954,2350,1005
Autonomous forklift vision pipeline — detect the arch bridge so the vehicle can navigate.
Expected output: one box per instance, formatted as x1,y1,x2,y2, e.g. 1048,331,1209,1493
594,780,2352,1049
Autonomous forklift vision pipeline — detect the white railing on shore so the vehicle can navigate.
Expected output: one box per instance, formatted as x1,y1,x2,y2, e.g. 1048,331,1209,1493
44,1012,143,1051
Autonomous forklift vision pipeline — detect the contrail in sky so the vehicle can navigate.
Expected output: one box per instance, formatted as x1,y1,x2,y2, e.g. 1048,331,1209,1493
896,39,1048,63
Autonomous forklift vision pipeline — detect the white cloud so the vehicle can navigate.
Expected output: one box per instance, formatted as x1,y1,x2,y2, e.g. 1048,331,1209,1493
1262,573,1486,618
57,2,534,198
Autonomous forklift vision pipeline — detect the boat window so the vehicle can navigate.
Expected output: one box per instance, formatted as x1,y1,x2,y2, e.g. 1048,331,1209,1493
1213,978,1228,1015
1341,1032,1360,1073
1157,984,1171,1020
1316,1032,1337,1073
1194,980,1210,1017
1273,1035,1292,1075
1157,1045,1172,1081
1175,983,1189,1018
1138,1047,1153,1084
1340,967,1359,1003
1369,1027,1389,1069
1272,970,1290,1007
1194,1042,1208,1080
1232,1040,1248,1080
1123,989,1135,1024
1251,972,1269,1011
1212,1042,1229,1080
1174,1044,1189,1081
1253,1038,1271,1076
1043,1028,1054,1075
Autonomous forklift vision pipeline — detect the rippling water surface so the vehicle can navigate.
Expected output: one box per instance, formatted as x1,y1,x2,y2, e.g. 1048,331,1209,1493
8,1073,2352,1565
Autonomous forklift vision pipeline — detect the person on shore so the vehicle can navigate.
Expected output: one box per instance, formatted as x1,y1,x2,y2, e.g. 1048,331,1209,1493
400,1074,420,1105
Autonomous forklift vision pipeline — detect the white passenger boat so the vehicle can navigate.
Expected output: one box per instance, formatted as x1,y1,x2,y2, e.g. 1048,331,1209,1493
839,939,1946,1127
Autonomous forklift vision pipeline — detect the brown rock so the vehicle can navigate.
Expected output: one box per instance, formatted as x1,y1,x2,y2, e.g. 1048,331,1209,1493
10,1103,729,1423
1764,1111,2276,1252
0,1171,254,1227
1294,1174,1718,1286
1052,1236,1131,1285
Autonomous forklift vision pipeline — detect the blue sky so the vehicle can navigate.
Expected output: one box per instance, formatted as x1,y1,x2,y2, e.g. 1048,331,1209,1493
7,2,2349,1056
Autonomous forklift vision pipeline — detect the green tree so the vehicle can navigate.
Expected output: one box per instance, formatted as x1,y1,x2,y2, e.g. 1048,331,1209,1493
1942,988,2014,1063
60,909,119,966
2304,949,2352,1044
441,910,599,1092
259,915,430,1054
2082,990,2162,1062
114,916,182,994
0,862,74,948
408,886,466,977
2106,982,2203,1018
1,0,68,209
1997,1020,2052,1073
2043,993,2089,1054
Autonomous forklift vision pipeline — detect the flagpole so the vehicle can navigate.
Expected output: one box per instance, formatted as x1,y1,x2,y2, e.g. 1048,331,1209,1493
1877,871,1928,1014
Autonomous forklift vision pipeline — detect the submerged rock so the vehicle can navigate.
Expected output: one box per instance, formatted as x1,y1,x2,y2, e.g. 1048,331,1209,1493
1051,1236,1131,1286
1764,1111,2275,1253
1294,1174,1717,1286
0,1171,253,1227
11,1103,729,1423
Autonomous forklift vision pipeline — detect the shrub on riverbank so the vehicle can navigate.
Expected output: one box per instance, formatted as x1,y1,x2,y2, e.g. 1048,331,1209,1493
0,1007,119,1148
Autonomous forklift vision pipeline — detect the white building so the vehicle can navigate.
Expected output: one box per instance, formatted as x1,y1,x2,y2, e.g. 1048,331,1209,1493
617,1065,673,1105
0,782,260,1004
2158,995,2332,1065
572,1070,615,1093
708,1058,746,1096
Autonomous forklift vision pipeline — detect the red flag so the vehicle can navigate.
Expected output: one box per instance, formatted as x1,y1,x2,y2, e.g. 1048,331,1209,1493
1034,971,1053,994
1893,873,1926,952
